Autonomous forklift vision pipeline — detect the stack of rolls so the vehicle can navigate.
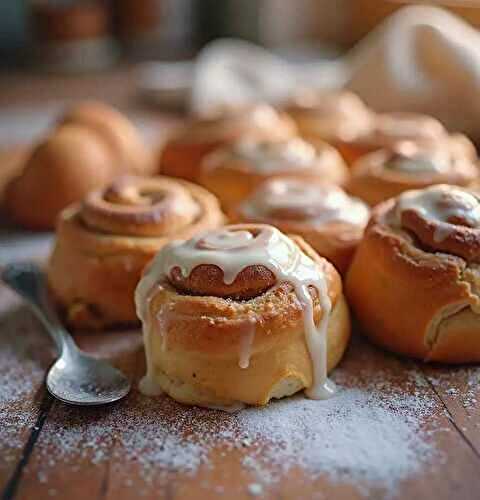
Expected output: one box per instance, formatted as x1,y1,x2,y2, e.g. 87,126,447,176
5,101,153,230
134,224,350,409
5,88,478,410
230,178,369,275
159,104,296,182
48,175,224,330
346,140,479,206
199,136,349,210
346,184,480,363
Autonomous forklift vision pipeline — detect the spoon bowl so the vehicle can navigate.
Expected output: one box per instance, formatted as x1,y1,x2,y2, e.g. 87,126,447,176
47,350,131,405
1,262,131,406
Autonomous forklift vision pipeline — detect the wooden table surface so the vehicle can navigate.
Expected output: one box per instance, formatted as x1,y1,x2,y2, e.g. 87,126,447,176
1,70,480,500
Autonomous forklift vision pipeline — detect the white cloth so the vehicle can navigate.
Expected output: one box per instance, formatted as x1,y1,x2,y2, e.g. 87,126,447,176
191,5,480,139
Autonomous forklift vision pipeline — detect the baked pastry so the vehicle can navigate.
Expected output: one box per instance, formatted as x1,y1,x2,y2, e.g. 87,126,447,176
284,89,375,164
159,104,296,182
5,101,153,230
48,175,224,330
346,141,479,206
346,184,480,363
231,178,369,274
339,111,468,167
199,136,349,210
0,146,30,204
135,224,350,408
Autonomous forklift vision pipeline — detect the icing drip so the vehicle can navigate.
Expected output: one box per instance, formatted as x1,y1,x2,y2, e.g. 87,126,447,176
393,185,480,243
135,225,335,400
238,317,256,369
241,179,369,227
232,138,315,173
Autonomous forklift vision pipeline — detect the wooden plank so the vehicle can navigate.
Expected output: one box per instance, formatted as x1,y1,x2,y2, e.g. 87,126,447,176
0,286,54,495
8,331,480,500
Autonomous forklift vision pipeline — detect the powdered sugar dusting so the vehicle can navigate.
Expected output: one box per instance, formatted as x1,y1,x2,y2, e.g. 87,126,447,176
23,358,446,497
0,288,463,496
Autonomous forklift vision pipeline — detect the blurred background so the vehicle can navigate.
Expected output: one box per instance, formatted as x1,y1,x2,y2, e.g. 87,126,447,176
1,1,480,145
3,1,480,68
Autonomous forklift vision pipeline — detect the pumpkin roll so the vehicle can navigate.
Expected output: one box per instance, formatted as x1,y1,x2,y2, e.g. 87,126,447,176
199,136,349,211
159,104,296,182
5,101,153,230
135,224,350,409
231,178,369,275
48,175,224,330
284,89,375,165
346,141,479,206
346,184,480,363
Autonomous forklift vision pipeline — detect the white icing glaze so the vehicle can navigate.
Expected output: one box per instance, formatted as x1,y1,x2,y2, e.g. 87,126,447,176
231,138,316,173
135,224,336,401
241,178,369,227
393,185,480,242
238,317,256,369
386,148,451,175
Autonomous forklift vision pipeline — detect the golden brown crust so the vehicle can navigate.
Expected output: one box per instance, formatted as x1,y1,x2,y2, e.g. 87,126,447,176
199,138,349,211
5,101,152,230
346,188,480,363
160,105,296,182
143,233,349,406
346,143,479,206
47,176,225,330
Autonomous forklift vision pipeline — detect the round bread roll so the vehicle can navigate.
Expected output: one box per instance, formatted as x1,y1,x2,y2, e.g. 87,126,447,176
135,224,350,409
231,178,369,275
5,101,153,230
48,175,224,330
199,136,349,211
346,184,480,363
284,89,375,165
336,112,466,167
346,139,479,206
159,104,296,182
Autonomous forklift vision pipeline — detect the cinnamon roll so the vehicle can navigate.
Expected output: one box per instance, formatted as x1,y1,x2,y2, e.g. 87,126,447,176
231,178,369,275
346,141,479,206
284,89,375,164
199,136,349,210
346,184,480,363
48,175,224,330
5,101,153,230
159,104,296,182
333,111,465,167
135,224,350,408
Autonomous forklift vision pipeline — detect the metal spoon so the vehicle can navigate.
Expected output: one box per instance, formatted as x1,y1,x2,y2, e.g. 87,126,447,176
1,262,131,405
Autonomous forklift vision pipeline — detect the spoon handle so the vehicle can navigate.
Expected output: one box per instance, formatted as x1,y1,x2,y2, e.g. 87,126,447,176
1,262,75,355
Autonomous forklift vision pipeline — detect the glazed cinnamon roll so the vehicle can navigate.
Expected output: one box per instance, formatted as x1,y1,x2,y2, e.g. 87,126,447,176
48,176,224,330
334,111,470,167
284,89,375,164
346,141,479,206
135,224,350,408
159,104,296,182
199,136,349,210
231,178,369,275
5,101,153,230
346,184,480,363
